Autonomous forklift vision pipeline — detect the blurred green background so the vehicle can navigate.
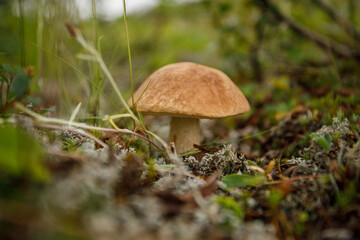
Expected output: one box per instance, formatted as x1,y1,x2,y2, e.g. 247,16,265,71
0,0,359,120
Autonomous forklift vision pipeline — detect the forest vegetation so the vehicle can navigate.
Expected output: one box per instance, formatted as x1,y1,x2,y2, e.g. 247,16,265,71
0,0,359,239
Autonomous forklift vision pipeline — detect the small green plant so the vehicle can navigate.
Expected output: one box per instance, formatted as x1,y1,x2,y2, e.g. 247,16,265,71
61,136,84,152
351,114,360,132
301,132,312,147
222,174,266,188
267,189,284,211
216,196,244,231
146,158,157,183
302,152,310,160
336,181,357,209
310,133,332,153
0,64,31,114
255,158,262,166
294,211,309,236
247,159,259,167
216,196,244,219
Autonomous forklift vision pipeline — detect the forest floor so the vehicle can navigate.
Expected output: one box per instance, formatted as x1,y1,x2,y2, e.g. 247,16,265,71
1,78,359,240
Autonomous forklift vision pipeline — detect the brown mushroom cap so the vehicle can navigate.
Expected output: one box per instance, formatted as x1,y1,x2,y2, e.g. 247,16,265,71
129,62,250,118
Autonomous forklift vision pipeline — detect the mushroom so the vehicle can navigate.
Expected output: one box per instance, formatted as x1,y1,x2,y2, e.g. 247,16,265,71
128,62,250,153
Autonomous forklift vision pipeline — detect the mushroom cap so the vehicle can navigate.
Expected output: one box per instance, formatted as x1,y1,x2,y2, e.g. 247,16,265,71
128,62,250,119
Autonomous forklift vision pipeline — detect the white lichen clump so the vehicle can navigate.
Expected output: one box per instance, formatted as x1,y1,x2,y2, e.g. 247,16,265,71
295,117,354,174
316,117,350,138
183,145,245,175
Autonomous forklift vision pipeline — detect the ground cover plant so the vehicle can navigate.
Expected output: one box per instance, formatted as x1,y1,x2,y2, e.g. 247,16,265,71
0,0,360,239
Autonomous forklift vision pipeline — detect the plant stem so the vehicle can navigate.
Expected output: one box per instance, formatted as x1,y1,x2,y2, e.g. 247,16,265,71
18,0,26,67
91,0,101,124
122,0,135,109
37,0,44,77
3,78,13,112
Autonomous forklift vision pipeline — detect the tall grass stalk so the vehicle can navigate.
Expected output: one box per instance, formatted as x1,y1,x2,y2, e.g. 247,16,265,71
37,0,44,77
58,58,72,113
120,3,169,155
90,0,102,123
69,102,82,124
18,0,25,67
68,26,139,123
122,0,135,108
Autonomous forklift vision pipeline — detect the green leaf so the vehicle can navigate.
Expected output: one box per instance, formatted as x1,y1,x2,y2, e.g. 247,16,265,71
317,136,331,152
9,73,29,98
324,133,332,144
216,196,244,219
0,126,49,181
247,160,258,166
309,133,319,138
2,64,13,75
222,174,266,188
268,189,284,209
14,65,25,75
0,73,9,83
310,133,332,152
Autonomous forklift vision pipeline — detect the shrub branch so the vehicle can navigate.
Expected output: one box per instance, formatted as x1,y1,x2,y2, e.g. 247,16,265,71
257,0,360,60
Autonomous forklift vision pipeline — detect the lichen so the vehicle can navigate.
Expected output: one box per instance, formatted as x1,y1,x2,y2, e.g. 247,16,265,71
183,145,246,176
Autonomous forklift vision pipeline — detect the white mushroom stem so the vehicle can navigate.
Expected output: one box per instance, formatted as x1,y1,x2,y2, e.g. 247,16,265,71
169,117,200,153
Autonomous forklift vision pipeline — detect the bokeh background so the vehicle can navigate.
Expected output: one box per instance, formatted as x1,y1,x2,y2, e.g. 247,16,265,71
1,0,359,125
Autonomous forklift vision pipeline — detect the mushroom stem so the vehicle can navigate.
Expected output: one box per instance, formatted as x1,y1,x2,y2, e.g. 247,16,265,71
169,117,200,153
